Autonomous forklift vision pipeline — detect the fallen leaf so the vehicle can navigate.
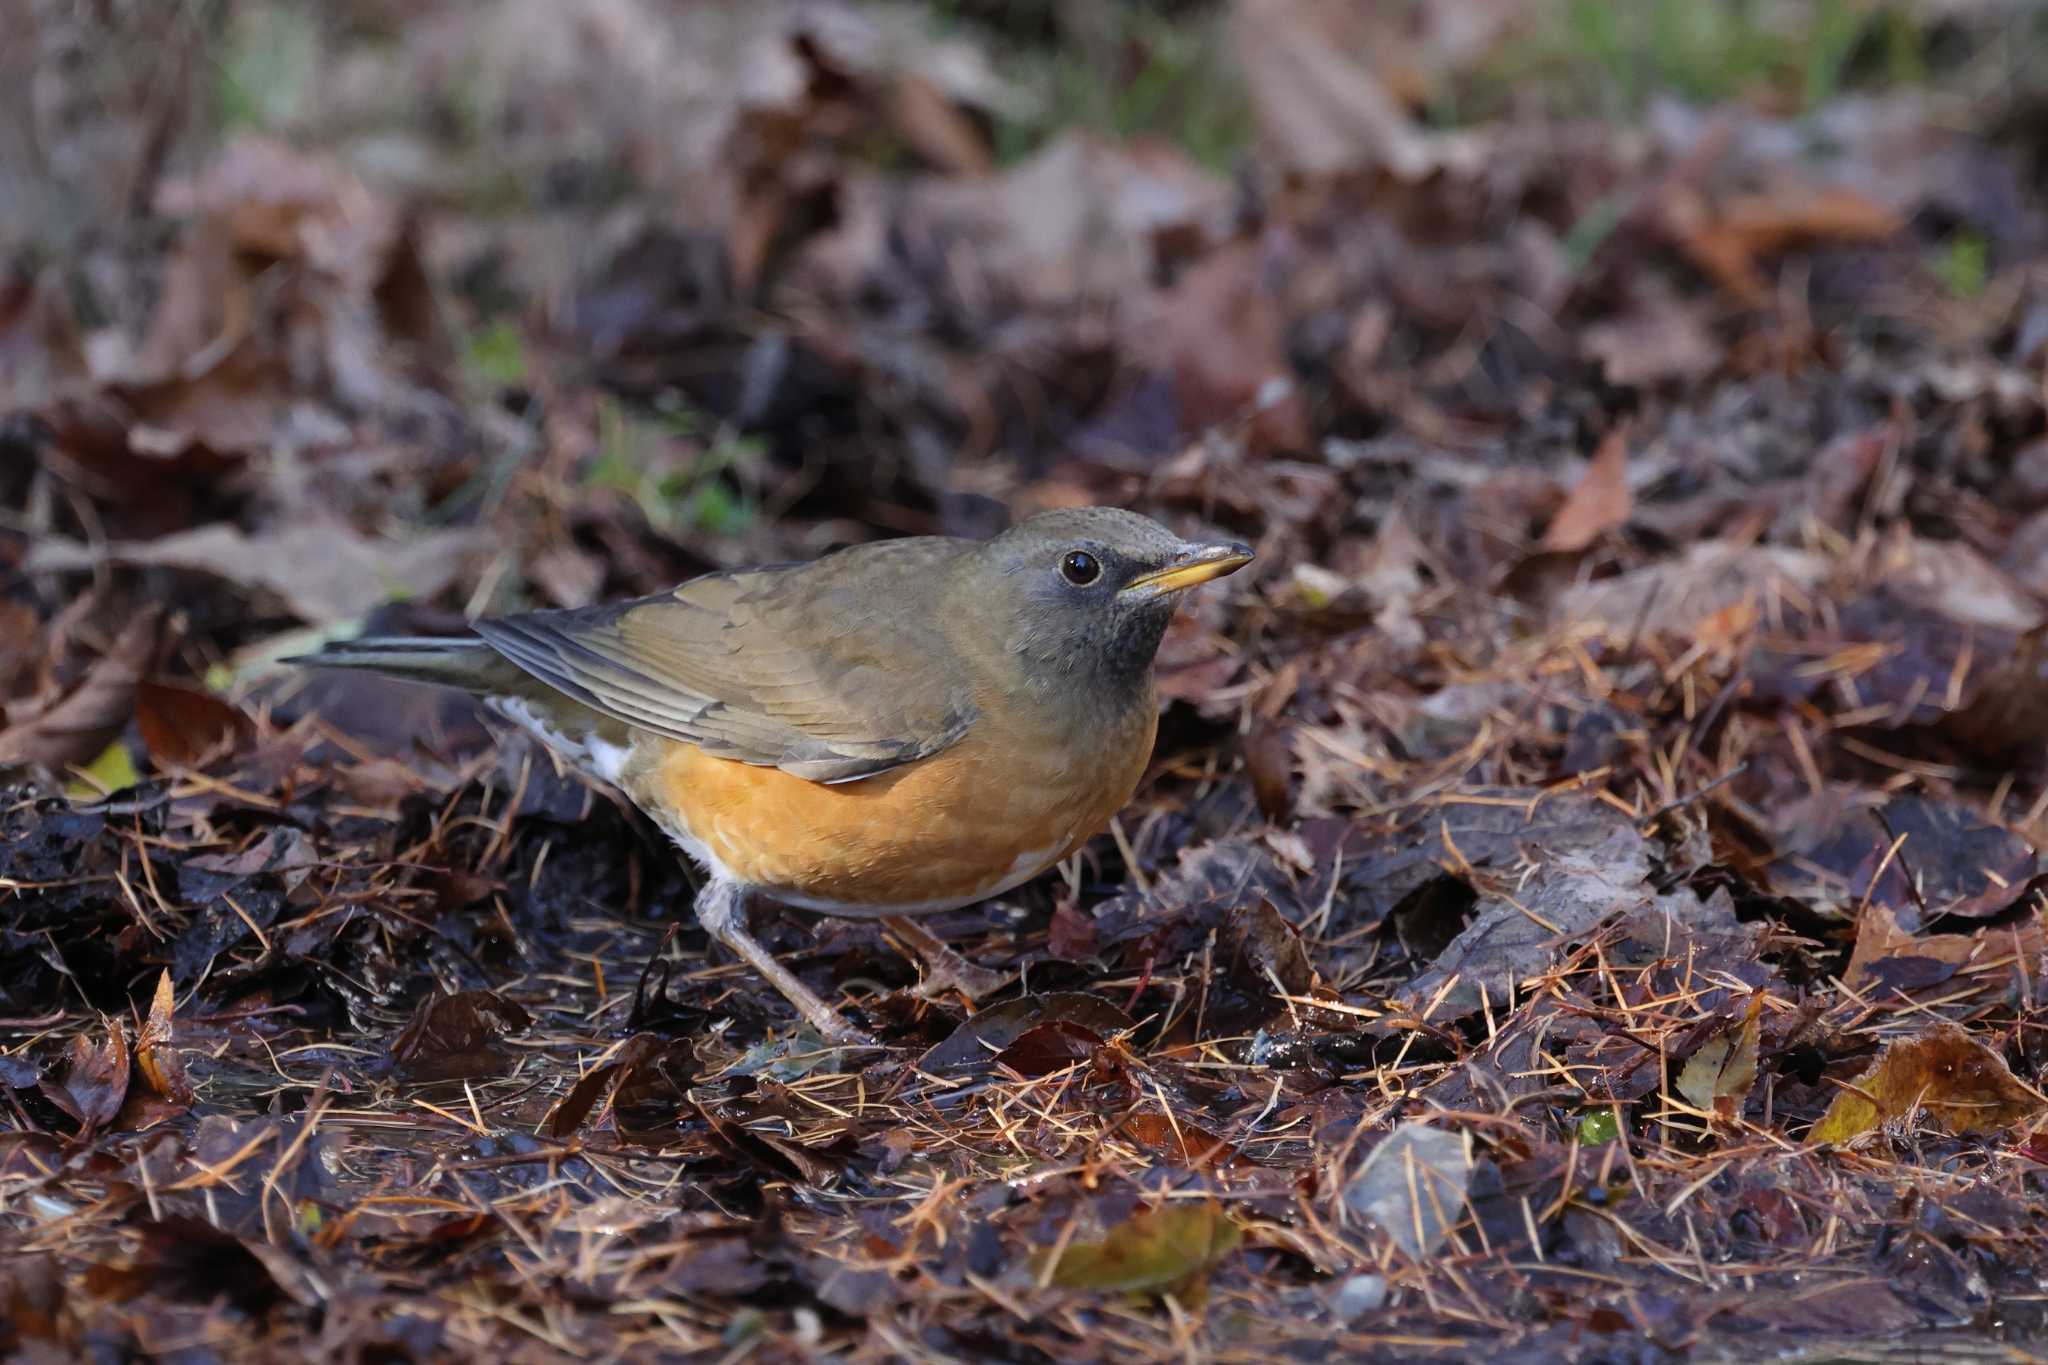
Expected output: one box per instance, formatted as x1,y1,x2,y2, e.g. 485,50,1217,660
1946,625,2048,756
1844,901,2045,1004
1560,543,1828,640
1580,300,1720,388
1677,993,1762,1123
135,680,252,769
547,1034,696,1140
65,741,141,801
1230,0,1483,181
134,971,193,1106
1668,184,1902,307
1118,1111,1246,1170
1760,791,2037,925
0,268,88,411
919,992,1135,1075
1225,897,1317,1000
993,1021,1107,1077
805,134,1231,313
1811,1024,2044,1144
0,608,162,771
27,524,484,626
389,990,534,1082
890,72,991,177
1048,902,1100,961
1541,425,1632,553
1047,1199,1242,1294
1396,824,1669,1020
82,1215,314,1313
1347,788,1641,926
1343,1121,1473,1259
41,1018,130,1135
1244,724,1296,823
1127,242,1309,453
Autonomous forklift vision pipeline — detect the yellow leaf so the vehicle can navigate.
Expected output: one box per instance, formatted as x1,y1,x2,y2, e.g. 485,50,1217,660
66,741,140,801
1812,1024,2043,1145
1047,1200,1242,1295
1677,993,1762,1121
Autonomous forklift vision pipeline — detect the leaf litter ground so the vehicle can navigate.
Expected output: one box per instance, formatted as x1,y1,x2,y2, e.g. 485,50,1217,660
5,2,2048,1361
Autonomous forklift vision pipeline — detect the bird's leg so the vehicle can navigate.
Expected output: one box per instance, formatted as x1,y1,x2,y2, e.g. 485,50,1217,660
694,879,876,1046
882,914,1015,1002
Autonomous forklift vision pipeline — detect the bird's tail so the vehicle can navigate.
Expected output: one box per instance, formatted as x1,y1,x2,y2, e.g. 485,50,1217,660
283,636,528,695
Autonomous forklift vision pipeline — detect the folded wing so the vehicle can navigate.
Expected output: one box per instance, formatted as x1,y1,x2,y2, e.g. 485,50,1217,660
471,538,978,783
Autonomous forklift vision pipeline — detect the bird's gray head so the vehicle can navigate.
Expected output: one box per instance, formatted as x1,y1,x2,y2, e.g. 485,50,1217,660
956,507,1253,697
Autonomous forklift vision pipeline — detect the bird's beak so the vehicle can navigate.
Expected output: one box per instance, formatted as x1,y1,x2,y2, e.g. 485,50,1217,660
1121,541,1256,600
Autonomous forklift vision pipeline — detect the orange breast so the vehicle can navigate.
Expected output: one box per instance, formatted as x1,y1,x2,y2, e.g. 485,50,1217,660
641,706,1157,914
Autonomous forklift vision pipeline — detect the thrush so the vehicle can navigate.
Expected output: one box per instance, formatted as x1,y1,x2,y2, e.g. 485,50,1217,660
291,507,1252,1043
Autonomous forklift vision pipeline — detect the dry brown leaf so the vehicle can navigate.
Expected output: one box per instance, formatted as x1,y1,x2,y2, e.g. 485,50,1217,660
1128,242,1309,454
41,1018,130,1135
1812,1024,2044,1144
1118,1110,1247,1170
27,524,484,627
0,607,162,771
1669,184,1902,307
0,268,89,410
134,970,194,1106
390,990,535,1082
891,73,991,177
919,992,1136,1075
136,681,252,769
809,135,1231,310
1542,425,1632,553
1581,301,1720,388
1230,0,1484,181
1561,542,1828,637
1843,901,2044,1002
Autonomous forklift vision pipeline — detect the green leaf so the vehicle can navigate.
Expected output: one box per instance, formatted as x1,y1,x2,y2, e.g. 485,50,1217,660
1576,1109,1621,1145
463,320,530,389
1933,230,1989,299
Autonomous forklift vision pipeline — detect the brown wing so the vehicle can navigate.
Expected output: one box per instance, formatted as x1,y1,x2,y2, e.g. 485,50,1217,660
471,537,979,783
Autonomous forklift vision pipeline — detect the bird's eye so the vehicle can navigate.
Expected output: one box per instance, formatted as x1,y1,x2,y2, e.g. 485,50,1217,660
1059,550,1102,586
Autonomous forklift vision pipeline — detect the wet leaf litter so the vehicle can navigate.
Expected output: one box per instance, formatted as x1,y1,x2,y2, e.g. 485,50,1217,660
6,1,2048,1361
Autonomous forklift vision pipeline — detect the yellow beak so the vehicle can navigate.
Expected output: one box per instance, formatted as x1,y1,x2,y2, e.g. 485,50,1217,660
1120,542,1255,599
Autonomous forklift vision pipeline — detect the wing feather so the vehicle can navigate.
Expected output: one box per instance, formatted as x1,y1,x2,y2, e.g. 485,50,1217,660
470,539,978,783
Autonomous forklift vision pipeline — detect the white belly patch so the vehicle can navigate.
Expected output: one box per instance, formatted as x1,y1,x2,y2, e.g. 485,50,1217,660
487,696,634,785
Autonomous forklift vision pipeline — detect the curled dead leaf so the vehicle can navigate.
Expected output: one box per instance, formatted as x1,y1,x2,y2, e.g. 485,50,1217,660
992,1020,1108,1078
0,608,162,771
546,1034,696,1141
41,1018,130,1135
134,970,194,1106
1117,1110,1246,1170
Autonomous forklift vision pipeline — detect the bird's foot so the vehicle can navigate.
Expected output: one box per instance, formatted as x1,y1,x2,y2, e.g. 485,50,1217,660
883,915,1016,1003
694,878,879,1049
